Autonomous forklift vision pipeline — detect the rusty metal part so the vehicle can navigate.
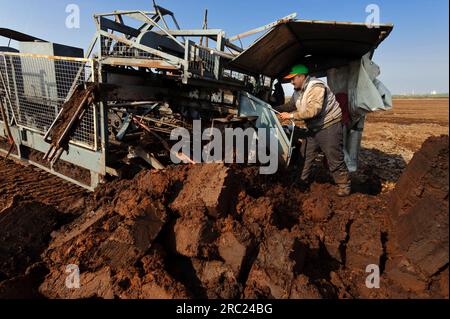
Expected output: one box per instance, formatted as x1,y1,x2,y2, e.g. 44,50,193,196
132,116,195,164
0,99,13,144
0,93,15,161
130,145,165,170
101,57,178,70
44,85,97,164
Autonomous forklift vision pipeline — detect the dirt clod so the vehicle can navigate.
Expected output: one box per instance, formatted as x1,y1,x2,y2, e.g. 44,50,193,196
171,210,217,258
386,135,449,293
171,163,235,218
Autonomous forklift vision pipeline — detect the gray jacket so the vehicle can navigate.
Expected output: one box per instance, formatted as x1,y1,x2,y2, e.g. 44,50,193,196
275,76,342,131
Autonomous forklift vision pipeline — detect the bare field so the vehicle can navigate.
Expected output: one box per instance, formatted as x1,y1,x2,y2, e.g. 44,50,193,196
367,98,449,126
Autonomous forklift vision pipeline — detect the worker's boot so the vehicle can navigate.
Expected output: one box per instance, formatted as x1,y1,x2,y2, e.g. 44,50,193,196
334,171,352,197
337,183,352,197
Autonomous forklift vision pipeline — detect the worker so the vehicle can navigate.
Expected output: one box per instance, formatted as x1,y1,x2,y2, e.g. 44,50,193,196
274,64,352,197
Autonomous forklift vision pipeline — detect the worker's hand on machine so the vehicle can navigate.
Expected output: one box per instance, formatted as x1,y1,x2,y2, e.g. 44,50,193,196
279,112,293,120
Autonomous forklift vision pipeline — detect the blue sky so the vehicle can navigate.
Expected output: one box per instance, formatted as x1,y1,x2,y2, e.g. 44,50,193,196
0,0,448,94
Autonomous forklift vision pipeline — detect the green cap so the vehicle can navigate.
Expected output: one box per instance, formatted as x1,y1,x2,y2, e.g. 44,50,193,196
284,64,309,79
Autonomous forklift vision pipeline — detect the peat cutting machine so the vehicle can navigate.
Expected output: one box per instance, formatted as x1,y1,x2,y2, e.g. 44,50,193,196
0,4,393,190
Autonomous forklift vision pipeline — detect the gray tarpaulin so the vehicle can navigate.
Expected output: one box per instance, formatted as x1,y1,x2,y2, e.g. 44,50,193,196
328,53,392,172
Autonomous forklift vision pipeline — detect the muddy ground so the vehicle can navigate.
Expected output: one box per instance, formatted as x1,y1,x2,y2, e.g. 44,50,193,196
0,99,448,299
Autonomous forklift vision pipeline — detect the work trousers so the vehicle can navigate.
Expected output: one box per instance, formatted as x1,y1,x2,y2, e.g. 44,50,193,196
300,122,350,185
